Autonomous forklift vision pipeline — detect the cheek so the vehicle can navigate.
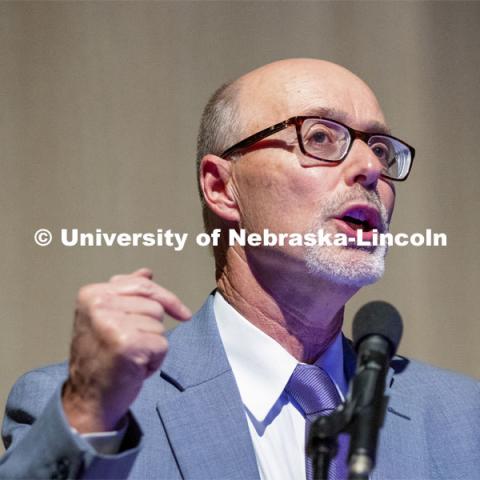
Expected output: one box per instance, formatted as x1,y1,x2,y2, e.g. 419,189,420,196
378,181,396,221
233,158,332,232
234,168,292,230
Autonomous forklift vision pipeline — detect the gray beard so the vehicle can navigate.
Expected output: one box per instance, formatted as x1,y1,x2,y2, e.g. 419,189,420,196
304,186,390,288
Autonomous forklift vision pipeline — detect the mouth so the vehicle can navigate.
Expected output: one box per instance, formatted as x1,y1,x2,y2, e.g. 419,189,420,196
332,204,384,239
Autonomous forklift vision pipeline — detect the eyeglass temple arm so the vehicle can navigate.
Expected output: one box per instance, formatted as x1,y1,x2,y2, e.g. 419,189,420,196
221,119,292,158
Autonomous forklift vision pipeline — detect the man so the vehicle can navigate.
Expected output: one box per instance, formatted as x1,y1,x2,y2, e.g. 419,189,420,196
1,59,479,479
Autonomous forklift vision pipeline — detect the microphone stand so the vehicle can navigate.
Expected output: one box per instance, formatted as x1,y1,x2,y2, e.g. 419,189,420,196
306,378,389,480
307,401,356,480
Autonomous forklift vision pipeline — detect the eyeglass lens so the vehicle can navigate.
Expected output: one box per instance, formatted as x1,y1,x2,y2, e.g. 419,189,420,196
300,118,411,180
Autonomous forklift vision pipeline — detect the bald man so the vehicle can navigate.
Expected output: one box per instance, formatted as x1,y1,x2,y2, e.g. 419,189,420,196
1,59,479,480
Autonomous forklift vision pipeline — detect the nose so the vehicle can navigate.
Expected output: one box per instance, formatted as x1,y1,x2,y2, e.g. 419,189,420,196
342,139,384,189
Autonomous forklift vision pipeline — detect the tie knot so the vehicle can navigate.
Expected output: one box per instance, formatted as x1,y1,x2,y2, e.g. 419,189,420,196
285,364,341,419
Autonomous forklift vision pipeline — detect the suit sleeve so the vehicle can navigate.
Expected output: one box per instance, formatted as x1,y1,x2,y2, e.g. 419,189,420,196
0,368,143,479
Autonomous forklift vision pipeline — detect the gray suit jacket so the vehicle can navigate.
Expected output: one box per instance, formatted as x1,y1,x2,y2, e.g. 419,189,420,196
1,293,479,479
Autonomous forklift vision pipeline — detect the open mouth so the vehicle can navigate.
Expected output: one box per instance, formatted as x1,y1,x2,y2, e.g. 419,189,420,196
341,215,374,232
334,205,382,234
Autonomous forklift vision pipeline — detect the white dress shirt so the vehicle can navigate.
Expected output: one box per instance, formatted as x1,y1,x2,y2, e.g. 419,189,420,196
214,291,347,480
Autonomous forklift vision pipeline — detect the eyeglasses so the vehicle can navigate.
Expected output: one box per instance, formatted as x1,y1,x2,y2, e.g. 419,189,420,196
221,116,415,181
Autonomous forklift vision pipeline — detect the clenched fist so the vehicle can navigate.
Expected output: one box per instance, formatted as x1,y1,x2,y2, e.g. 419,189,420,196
62,268,191,433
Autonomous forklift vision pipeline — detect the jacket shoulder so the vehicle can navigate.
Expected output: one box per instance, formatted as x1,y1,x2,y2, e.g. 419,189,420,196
390,356,479,406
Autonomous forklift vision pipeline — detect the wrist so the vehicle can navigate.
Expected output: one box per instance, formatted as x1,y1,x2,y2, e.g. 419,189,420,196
62,380,125,433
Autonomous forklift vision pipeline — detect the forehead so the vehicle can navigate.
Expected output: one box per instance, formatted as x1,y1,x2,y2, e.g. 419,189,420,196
237,61,388,135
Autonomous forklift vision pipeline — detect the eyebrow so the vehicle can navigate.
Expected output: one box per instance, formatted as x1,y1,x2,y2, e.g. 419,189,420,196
300,106,392,136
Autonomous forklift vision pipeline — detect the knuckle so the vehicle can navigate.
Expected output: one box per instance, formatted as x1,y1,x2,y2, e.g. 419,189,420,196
153,303,165,318
77,284,110,310
113,332,130,353
100,320,128,350
77,285,95,305
109,274,124,283
136,278,154,296
90,291,113,311
137,267,153,278
131,353,149,368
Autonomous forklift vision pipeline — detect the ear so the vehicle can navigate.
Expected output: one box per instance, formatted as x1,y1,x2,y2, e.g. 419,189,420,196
200,154,240,223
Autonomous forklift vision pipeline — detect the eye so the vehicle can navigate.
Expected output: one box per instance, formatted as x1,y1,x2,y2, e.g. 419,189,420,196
311,131,328,144
305,126,336,147
370,142,395,167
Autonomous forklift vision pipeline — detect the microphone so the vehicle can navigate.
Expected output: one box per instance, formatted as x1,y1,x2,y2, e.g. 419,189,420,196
347,301,403,479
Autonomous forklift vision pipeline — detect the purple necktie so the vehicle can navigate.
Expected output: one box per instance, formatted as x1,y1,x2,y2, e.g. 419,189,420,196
285,364,349,480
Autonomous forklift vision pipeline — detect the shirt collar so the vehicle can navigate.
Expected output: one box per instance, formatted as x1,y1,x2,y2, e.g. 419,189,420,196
214,291,346,422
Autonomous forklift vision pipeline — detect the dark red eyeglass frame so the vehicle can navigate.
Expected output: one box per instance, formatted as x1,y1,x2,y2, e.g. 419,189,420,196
220,116,415,181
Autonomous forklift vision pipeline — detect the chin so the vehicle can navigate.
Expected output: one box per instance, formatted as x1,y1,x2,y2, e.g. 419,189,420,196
304,244,387,288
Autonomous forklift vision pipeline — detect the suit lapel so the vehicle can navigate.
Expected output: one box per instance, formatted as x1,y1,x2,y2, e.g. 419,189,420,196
156,294,260,480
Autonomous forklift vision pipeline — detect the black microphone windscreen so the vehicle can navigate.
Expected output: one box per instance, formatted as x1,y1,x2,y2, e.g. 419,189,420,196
352,301,403,355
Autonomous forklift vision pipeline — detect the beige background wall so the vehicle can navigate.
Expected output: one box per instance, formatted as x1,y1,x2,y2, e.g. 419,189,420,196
1,1,479,447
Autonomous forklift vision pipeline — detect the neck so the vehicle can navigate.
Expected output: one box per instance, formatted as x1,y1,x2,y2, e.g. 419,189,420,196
216,245,358,364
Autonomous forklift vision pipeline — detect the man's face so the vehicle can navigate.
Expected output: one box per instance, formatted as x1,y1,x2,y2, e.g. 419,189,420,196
228,60,396,288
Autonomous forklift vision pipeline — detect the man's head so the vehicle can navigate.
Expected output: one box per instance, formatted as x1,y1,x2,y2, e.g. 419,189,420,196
197,59,407,288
